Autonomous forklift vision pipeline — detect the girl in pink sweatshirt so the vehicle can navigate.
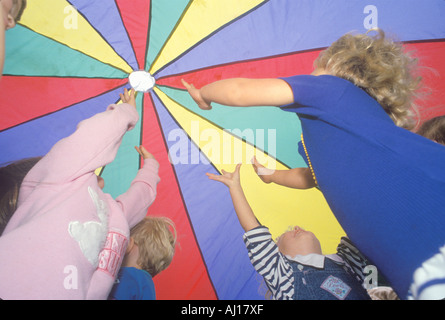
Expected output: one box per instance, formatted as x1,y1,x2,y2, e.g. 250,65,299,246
0,89,160,299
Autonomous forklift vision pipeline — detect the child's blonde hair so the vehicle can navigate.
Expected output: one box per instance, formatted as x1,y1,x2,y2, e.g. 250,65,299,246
131,216,176,277
314,29,421,129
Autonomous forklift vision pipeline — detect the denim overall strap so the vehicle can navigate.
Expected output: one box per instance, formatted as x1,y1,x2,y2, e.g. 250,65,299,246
291,258,370,300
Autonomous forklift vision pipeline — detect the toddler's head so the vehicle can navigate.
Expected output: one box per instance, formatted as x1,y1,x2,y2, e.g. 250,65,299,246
276,226,322,257
130,216,177,277
314,29,421,130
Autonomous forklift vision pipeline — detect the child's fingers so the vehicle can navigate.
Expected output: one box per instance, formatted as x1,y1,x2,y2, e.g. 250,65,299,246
252,156,263,167
252,157,266,175
120,89,131,101
135,145,154,159
206,172,220,181
139,145,147,153
207,172,227,181
181,79,191,89
135,145,146,156
121,88,134,100
181,79,197,92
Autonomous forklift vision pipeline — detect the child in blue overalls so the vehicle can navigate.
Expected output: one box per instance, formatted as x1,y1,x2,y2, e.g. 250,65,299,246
207,164,370,300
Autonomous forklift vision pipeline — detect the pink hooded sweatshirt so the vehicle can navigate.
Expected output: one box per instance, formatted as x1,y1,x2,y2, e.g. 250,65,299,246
0,103,160,299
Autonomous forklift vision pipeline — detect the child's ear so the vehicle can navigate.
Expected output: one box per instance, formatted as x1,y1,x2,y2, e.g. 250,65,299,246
5,14,16,30
126,237,135,254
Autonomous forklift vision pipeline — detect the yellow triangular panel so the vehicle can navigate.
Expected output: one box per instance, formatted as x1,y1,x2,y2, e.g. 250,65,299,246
154,88,345,254
149,0,266,74
20,0,133,73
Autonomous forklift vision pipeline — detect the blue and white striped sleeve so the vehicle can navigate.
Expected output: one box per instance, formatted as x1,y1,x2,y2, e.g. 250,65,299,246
243,226,294,300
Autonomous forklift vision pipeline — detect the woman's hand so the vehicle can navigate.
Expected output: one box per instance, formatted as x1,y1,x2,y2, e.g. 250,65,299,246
251,156,275,184
182,79,212,110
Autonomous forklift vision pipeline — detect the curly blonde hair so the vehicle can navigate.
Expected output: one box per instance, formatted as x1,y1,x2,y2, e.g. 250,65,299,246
131,216,176,277
314,29,422,129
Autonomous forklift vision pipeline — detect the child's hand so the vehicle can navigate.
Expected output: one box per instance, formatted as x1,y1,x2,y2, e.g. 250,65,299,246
120,88,136,108
206,164,242,189
181,79,212,110
251,156,274,184
135,145,154,160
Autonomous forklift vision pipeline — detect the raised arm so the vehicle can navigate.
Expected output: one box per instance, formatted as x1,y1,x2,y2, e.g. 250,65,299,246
24,89,138,185
116,145,160,228
182,78,294,110
206,164,259,232
252,156,316,189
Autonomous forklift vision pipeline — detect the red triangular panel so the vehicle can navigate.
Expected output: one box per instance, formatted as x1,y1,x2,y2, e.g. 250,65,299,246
156,49,322,89
405,41,445,121
0,76,127,130
141,94,217,300
115,0,151,70
158,40,445,124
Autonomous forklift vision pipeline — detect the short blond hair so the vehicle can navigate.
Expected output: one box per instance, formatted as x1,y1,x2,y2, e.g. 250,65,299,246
314,29,421,129
131,216,176,277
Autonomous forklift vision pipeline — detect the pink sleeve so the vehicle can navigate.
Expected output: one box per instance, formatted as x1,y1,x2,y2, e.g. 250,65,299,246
115,158,160,228
22,103,139,186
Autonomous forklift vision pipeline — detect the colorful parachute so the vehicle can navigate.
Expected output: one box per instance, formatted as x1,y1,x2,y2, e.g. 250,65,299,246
1,0,444,299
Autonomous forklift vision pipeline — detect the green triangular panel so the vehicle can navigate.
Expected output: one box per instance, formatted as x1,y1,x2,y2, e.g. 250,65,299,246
145,0,191,71
101,94,143,199
4,25,128,79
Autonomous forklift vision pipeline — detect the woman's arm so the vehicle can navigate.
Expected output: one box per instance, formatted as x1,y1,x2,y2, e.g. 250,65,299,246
182,78,294,110
252,156,316,189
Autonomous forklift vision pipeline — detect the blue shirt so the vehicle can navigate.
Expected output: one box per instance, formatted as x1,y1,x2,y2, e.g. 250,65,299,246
109,267,156,300
280,75,445,299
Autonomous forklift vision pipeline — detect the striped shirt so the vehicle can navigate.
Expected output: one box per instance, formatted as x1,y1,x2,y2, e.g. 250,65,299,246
243,226,294,300
336,237,370,283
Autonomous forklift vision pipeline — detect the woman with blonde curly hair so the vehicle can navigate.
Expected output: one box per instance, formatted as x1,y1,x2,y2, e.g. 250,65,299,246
182,29,445,300
109,216,176,300
314,29,421,129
